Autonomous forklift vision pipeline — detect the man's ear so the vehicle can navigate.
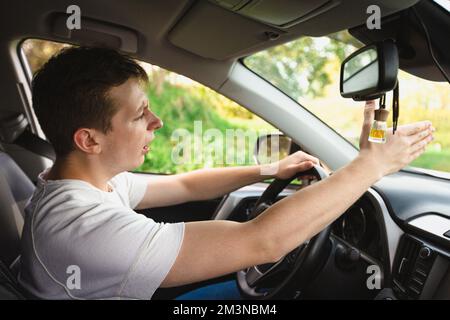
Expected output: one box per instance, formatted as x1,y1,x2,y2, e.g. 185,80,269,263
73,128,102,154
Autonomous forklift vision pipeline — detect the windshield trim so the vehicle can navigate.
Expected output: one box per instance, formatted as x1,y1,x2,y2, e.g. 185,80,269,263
402,166,450,181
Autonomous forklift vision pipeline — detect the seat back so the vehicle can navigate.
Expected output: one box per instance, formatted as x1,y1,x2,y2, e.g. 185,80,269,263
0,151,35,265
0,259,25,300
0,151,35,299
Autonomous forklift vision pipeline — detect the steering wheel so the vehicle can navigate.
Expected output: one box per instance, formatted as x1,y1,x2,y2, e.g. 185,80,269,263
237,165,332,299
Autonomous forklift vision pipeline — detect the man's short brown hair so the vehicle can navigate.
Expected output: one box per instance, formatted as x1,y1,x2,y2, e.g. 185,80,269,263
32,46,148,157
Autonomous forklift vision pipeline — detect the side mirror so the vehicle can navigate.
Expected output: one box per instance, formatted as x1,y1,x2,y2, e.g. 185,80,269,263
340,39,399,101
254,133,292,165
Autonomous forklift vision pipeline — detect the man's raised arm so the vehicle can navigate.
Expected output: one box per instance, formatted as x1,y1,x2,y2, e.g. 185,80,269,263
161,108,434,287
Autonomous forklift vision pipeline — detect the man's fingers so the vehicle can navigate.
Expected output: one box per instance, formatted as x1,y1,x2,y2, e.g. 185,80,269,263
360,100,377,149
304,155,319,165
364,101,376,109
363,100,376,122
296,161,315,172
409,127,433,145
398,121,432,136
410,134,433,153
293,151,319,165
300,174,316,180
410,146,427,161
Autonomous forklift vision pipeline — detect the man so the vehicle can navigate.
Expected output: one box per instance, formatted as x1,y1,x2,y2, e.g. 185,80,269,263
19,47,434,299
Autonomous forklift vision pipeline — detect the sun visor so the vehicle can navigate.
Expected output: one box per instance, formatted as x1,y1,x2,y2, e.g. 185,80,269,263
50,13,139,53
209,0,339,28
168,0,339,60
169,1,285,60
169,0,421,61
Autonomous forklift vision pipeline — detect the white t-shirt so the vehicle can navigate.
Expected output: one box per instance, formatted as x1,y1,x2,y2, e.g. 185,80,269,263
18,169,185,300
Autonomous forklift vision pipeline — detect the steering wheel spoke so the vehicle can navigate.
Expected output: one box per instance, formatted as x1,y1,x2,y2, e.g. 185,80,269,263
246,257,288,287
248,201,272,220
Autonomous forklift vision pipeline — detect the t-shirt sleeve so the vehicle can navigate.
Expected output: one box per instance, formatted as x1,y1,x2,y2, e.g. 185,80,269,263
119,221,185,299
111,172,148,209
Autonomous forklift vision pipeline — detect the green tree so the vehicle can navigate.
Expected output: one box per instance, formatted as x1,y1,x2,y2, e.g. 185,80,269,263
244,31,359,100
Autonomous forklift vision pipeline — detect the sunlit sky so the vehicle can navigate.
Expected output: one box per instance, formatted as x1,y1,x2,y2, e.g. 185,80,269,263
434,0,450,12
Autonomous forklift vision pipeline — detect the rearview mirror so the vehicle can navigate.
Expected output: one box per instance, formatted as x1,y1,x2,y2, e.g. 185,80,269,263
340,40,399,101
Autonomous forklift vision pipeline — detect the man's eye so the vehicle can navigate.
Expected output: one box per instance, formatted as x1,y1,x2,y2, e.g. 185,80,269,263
135,111,145,121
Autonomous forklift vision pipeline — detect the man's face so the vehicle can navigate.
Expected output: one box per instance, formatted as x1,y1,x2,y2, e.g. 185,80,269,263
98,78,162,173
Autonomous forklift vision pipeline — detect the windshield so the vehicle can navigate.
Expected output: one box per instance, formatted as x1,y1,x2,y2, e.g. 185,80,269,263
434,0,450,12
244,30,450,174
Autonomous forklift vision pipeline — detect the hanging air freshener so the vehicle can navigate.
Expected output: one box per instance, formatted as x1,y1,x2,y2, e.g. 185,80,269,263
369,108,390,143
369,94,388,143
368,82,400,144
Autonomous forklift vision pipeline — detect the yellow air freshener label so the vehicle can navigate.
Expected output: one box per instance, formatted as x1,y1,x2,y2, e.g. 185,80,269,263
369,129,385,139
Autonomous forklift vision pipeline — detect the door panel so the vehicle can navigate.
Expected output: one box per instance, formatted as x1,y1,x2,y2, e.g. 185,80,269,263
136,197,224,223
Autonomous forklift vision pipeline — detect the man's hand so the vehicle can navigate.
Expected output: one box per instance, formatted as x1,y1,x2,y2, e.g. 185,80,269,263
272,151,320,180
359,100,435,177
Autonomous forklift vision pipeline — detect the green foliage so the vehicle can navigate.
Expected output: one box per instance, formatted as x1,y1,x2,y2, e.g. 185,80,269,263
410,150,450,172
244,34,354,100
22,40,69,74
135,82,274,174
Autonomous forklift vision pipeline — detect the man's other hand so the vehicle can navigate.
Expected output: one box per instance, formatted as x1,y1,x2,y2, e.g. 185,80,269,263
272,151,320,180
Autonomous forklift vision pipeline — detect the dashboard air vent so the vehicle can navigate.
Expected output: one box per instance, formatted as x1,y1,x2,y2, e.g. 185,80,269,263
393,235,436,299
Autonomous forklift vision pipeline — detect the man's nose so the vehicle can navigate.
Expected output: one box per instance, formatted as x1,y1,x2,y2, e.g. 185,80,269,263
147,111,163,131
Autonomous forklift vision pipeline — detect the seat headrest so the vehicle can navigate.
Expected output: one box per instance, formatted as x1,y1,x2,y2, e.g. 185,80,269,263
0,113,28,144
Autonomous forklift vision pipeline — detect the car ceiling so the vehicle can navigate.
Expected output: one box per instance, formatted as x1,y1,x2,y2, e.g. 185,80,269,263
0,0,421,91
349,0,450,82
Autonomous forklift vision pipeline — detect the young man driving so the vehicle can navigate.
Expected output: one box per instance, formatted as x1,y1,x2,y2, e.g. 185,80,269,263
19,47,434,299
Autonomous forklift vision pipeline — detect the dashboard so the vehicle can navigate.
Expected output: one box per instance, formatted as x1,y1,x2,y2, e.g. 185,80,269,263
212,169,450,300
332,196,384,262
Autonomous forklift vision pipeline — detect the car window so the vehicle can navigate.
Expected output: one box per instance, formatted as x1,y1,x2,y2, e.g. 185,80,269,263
434,0,450,12
244,31,450,173
21,39,276,174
